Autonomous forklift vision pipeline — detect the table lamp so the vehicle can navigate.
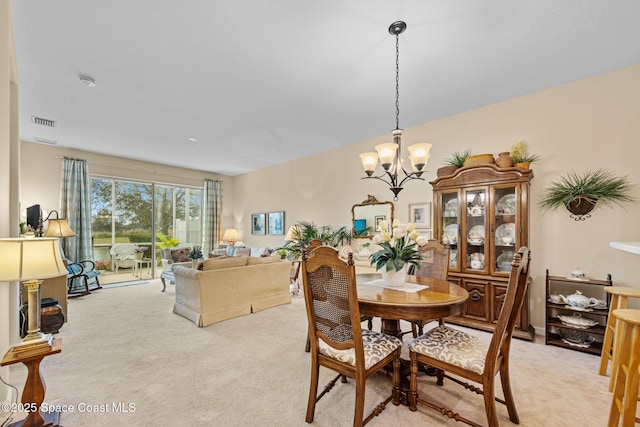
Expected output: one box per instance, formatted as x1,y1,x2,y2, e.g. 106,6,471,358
0,238,67,354
222,228,239,246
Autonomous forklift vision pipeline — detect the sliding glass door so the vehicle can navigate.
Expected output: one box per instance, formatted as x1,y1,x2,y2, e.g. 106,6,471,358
91,177,203,284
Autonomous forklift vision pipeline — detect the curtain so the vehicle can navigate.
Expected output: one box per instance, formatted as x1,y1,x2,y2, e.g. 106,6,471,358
59,157,93,261
203,179,223,254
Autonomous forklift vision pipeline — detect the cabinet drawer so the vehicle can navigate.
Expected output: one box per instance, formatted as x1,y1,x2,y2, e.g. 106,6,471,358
462,280,489,322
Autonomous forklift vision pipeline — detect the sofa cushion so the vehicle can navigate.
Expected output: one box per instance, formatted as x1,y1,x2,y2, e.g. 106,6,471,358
202,256,248,271
234,247,251,257
246,256,281,265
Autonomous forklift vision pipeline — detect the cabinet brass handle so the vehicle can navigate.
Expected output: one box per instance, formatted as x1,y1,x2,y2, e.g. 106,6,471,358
471,294,481,302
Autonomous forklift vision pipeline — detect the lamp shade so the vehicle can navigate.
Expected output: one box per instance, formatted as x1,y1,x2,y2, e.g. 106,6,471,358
0,238,67,282
43,218,76,237
285,225,299,241
222,228,239,241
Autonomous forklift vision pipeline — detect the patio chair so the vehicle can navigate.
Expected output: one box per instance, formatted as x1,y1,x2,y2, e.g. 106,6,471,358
110,243,137,274
65,259,102,298
408,247,531,427
301,239,402,427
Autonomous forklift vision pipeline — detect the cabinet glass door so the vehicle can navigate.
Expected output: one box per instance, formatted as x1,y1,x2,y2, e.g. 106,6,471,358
440,191,460,271
464,188,487,273
493,185,518,275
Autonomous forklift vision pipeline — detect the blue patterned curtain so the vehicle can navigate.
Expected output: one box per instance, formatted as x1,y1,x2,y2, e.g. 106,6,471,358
203,179,223,254
59,157,93,261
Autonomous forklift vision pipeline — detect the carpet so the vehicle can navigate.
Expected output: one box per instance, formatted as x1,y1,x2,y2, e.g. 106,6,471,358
5,279,614,426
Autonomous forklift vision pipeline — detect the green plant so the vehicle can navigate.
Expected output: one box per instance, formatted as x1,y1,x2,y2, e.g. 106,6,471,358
369,220,428,272
277,221,351,260
156,233,180,249
510,140,540,164
189,245,203,260
444,148,473,167
539,168,636,213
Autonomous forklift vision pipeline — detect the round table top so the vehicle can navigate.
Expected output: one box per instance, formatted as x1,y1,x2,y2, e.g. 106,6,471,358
356,273,468,321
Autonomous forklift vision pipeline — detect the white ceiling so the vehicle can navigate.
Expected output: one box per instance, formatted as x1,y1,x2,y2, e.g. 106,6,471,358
11,1,640,176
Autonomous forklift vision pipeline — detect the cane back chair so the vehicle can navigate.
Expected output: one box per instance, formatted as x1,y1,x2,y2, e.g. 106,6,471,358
301,239,402,427
408,246,531,427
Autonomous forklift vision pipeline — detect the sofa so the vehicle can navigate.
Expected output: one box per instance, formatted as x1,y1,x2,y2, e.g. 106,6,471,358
172,255,291,327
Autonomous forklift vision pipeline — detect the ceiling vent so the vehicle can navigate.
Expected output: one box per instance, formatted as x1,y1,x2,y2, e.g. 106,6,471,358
33,137,58,145
31,116,56,128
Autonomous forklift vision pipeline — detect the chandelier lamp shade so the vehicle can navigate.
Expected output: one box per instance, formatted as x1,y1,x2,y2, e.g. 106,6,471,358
359,21,432,200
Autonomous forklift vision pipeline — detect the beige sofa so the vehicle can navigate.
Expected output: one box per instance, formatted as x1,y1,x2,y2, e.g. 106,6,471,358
172,256,291,327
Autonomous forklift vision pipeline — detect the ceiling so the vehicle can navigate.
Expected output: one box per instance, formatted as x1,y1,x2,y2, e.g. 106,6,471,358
11,1,640,176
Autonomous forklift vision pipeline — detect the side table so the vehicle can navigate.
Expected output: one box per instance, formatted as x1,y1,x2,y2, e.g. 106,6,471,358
1,338,62,427
133,258,152,278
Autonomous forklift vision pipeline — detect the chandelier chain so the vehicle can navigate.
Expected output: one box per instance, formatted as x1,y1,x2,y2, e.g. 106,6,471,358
395,32,400,130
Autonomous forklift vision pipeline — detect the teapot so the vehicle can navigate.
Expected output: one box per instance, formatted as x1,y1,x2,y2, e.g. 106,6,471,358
559,290,604,309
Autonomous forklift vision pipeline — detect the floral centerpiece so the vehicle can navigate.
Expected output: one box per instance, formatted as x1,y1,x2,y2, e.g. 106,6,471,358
369,219,428,286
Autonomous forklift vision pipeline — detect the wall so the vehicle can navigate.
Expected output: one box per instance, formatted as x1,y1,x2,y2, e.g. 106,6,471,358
233,64,640,333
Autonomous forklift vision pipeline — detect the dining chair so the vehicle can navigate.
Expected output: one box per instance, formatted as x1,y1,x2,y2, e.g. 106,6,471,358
409,239,450,337
408,246,531,427
301,239,402,427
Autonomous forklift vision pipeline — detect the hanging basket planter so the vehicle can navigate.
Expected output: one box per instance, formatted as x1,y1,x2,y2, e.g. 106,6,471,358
565,197,597,221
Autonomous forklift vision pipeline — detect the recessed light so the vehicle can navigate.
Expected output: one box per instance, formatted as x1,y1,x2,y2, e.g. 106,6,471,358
188,137,197,142
79,74,96,87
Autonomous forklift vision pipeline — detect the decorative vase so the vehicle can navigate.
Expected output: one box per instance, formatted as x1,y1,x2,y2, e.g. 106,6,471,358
496,152,513,168
437,165,458,177
382,265,408,287
514,161,530,170
133,253,143,260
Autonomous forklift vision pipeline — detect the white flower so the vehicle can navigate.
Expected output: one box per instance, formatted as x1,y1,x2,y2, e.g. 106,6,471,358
416,236,428,246
407,222,416,232
408,230,420,241
378,220,388,232
372,234,383,244
392,228,404,239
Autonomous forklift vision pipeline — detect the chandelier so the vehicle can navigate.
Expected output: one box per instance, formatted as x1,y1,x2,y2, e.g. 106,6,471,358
359,21,432,201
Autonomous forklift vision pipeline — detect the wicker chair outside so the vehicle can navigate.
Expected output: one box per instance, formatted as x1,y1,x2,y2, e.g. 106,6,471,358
409,239,450,337
301,239,402,427
408,247,531,427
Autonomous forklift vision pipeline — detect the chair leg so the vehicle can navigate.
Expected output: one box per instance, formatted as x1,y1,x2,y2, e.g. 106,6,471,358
499,362,520,423
392,357,401,406
482,377,499,427
305,359,319,423
408,352,418,411
353,374,365,427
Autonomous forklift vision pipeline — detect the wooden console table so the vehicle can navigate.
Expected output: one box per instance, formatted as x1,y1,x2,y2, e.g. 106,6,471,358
1,338,62,427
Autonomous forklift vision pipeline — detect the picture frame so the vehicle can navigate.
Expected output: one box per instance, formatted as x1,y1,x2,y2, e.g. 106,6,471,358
251,213,266,235
374,215,386,231
417,228,433,240
268,211,285,235
409,202,431,228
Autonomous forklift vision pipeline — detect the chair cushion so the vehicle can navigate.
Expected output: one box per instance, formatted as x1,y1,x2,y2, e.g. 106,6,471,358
319,329,401,370
409,325,487,374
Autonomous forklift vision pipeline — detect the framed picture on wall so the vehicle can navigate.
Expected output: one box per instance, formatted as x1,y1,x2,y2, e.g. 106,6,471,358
251,213,266,235
268,211,285,235
409,202,431,228
375,215,386,231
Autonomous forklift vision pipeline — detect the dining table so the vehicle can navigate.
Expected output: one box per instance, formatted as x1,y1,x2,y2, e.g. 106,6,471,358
356,273,469,339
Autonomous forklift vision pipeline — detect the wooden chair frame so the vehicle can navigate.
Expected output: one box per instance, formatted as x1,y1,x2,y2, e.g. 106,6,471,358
408,247,531,427
302,240,401,427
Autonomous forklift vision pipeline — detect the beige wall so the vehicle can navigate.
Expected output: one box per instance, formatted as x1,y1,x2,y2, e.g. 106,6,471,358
234,64,640,333
15,62,640,335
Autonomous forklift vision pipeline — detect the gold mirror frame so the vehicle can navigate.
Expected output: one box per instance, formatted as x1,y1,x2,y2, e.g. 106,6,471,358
351,195,394,238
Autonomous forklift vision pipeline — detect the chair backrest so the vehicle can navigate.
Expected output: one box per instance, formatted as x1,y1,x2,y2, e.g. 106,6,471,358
110,243,136,257
484,246,531,375
413,239,449,281
301,239,363,359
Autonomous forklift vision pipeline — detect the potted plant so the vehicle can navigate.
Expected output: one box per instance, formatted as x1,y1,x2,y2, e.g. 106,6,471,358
539,168,636,220
133,245,145,260
510,140,540,169
438,148,472,177
369,219,428,286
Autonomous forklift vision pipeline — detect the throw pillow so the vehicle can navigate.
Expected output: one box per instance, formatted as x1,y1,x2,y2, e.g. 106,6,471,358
170,248,191,263
234,247,251,257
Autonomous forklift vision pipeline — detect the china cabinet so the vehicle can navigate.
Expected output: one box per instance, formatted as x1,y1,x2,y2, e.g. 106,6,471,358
431,164,534,340
545,270,612,355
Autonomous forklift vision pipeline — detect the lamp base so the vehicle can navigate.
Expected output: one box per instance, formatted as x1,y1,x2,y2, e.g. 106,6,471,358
11,333,53,357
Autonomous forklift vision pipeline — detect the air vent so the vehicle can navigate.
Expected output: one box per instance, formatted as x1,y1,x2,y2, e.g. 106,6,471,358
33,137,58,145
31,116,56,127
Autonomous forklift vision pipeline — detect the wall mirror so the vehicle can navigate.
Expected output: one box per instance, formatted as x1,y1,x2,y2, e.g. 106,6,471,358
351,195,394,238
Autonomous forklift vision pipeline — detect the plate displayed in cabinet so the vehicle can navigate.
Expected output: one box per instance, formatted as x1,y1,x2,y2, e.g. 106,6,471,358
496,250,515,272
450,249,458,268
557,314,599,329
444,224,458,244
495,223,515,245
496,194,516,215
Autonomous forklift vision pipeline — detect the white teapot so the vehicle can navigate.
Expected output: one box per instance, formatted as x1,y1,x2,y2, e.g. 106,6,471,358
559,290,603,309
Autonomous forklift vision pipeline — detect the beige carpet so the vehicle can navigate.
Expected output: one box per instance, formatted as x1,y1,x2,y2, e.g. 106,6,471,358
5,280,614,426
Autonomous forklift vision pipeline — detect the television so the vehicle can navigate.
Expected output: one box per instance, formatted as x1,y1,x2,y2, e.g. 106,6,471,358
26,204,41,232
